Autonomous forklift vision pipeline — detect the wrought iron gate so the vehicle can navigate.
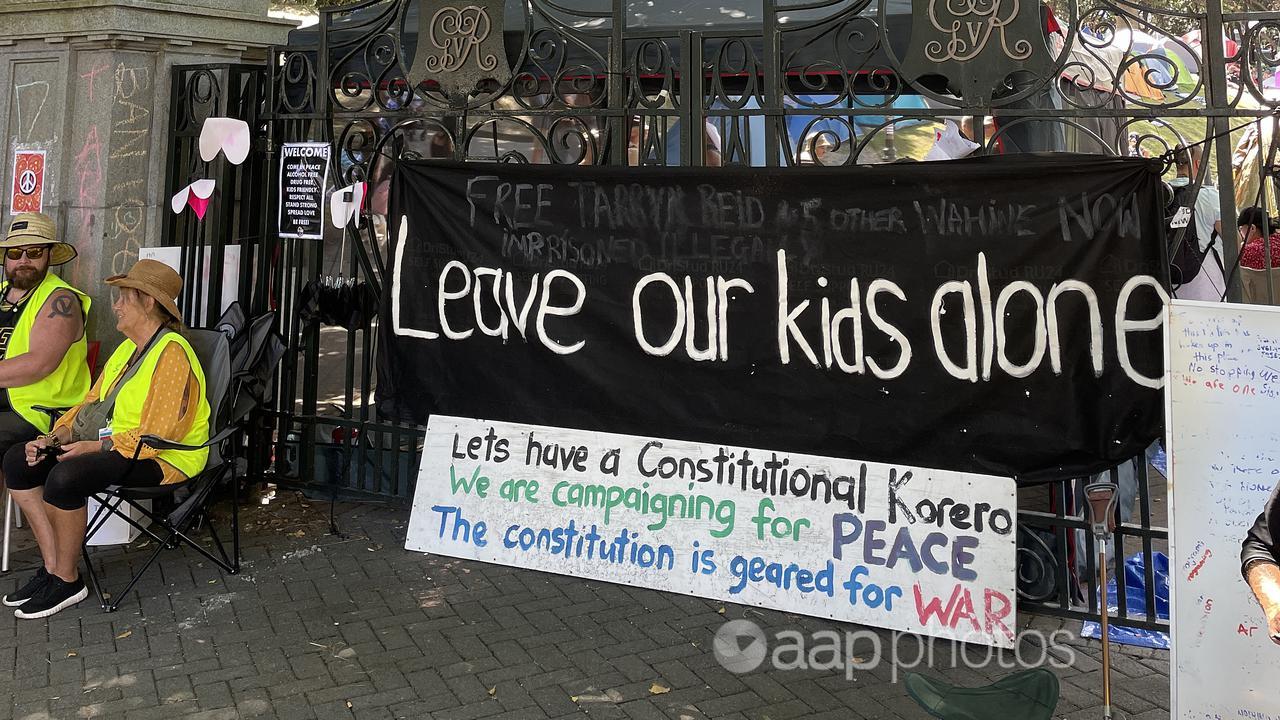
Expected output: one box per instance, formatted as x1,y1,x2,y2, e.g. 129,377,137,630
165,0,1280,631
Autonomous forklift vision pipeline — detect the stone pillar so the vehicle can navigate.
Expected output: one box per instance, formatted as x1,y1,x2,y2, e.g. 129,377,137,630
0,0,292,344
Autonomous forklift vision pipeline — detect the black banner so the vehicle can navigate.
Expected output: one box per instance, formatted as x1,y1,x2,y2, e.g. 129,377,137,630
381,155,1168,482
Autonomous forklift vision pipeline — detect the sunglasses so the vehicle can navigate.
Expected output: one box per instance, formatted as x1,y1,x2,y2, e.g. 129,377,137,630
4,246,48,261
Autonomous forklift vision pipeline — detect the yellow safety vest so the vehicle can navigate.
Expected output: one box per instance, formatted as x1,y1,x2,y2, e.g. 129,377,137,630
98,331,210,480
5,273,92,433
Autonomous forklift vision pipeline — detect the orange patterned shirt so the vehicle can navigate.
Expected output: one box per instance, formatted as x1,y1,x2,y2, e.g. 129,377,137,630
55,342,202,484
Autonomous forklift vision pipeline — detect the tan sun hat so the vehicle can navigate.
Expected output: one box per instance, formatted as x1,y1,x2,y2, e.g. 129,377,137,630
2,213,77,265
105,259,184,323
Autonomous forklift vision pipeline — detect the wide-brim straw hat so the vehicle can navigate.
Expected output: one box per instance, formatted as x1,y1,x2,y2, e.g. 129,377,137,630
2,213,77,265
105,259,184,323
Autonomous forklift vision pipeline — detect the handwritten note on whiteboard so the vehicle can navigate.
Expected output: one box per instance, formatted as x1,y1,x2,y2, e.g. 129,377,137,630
1168,300,1280,719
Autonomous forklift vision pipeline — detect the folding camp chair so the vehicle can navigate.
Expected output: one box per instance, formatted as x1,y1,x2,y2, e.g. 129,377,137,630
82,311,285,612
905,669,1060,720
211,303,285,563
81,327,237,612
221,302,285,421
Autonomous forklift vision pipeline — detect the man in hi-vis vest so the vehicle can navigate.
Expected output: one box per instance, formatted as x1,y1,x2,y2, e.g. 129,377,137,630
0,213,92,551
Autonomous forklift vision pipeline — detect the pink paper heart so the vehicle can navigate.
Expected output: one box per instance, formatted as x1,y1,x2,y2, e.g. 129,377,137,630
199,118,251,165
189,195,211,220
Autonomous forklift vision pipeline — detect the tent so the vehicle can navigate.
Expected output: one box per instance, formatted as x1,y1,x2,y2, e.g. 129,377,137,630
1181,29,1240,60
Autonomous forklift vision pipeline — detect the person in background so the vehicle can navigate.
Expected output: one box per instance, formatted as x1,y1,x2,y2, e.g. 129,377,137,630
0,213,92,607
1,260,210,619
1237,206,1280,305
1242,482,1280,645
1169,145,1226,302
628,115,723,167
1232,119,1278,221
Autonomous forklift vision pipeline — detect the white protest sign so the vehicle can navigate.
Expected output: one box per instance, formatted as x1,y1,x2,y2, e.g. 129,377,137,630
1167,300,1280,719
139,245,240,322
407,416,1018,647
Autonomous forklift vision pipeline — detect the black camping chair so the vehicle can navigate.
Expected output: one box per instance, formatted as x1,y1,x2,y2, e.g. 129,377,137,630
214,302,246,345
216,302,285,388
214,302,285,559
904,669,1060,720
226,305,286,417
81,327,238,612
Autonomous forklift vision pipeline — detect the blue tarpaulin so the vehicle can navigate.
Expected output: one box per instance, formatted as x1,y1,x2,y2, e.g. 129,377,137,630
1149,443,1167,478
1080,551,1170,650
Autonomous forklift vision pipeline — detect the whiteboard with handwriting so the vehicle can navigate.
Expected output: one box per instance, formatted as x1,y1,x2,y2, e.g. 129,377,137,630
1168,300,1280,720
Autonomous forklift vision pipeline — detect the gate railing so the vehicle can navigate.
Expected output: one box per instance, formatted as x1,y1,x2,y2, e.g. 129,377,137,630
162,0,1280,631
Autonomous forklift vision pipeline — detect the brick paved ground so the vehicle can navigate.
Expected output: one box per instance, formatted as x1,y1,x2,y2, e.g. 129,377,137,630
0,489,1171,720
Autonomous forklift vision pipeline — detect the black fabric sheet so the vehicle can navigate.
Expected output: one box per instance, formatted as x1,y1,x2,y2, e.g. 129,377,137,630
379,154,1168,483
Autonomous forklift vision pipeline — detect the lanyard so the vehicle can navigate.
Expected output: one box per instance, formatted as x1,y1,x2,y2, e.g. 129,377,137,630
0,283,33,312
105,325,169,398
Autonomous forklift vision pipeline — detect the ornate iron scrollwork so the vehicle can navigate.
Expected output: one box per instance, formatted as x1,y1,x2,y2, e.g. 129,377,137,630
890,0,1068,106
403,0,513,101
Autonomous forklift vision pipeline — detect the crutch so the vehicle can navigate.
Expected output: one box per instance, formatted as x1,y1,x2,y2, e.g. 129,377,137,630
1085,482,1119,720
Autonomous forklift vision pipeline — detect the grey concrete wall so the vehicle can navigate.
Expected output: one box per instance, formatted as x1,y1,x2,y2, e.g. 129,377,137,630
0,1,293,346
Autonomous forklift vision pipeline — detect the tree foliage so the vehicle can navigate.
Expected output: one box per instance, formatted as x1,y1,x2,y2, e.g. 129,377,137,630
1048,0,1274,36
271,0,363,14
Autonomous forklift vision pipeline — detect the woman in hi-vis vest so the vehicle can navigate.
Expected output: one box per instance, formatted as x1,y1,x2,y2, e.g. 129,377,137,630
1,260,211,620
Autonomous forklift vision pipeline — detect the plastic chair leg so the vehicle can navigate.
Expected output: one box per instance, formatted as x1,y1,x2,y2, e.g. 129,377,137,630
2,491,11,573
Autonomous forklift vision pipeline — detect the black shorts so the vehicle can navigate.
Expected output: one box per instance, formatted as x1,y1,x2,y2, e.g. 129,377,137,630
0,411,40,459
1,445,163,511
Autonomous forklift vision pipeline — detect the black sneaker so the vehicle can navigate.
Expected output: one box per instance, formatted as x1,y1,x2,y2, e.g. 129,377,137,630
14,575,87,620
2,567,49,607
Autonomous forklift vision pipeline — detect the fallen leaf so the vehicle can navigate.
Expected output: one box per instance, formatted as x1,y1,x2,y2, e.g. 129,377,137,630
487,686,496,696
115,630,132,640
649,683,670,695
571,696,579,702
717,607,725,615
345,700,353,708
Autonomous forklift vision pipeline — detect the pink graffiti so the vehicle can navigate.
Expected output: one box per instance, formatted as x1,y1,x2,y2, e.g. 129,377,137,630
80,63,109,102
74,124,104,205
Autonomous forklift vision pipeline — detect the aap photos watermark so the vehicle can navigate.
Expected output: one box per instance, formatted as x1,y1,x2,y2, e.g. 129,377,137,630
712,619,1077,683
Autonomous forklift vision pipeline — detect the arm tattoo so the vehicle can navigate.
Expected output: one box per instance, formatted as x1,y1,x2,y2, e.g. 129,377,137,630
47,294,76,320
